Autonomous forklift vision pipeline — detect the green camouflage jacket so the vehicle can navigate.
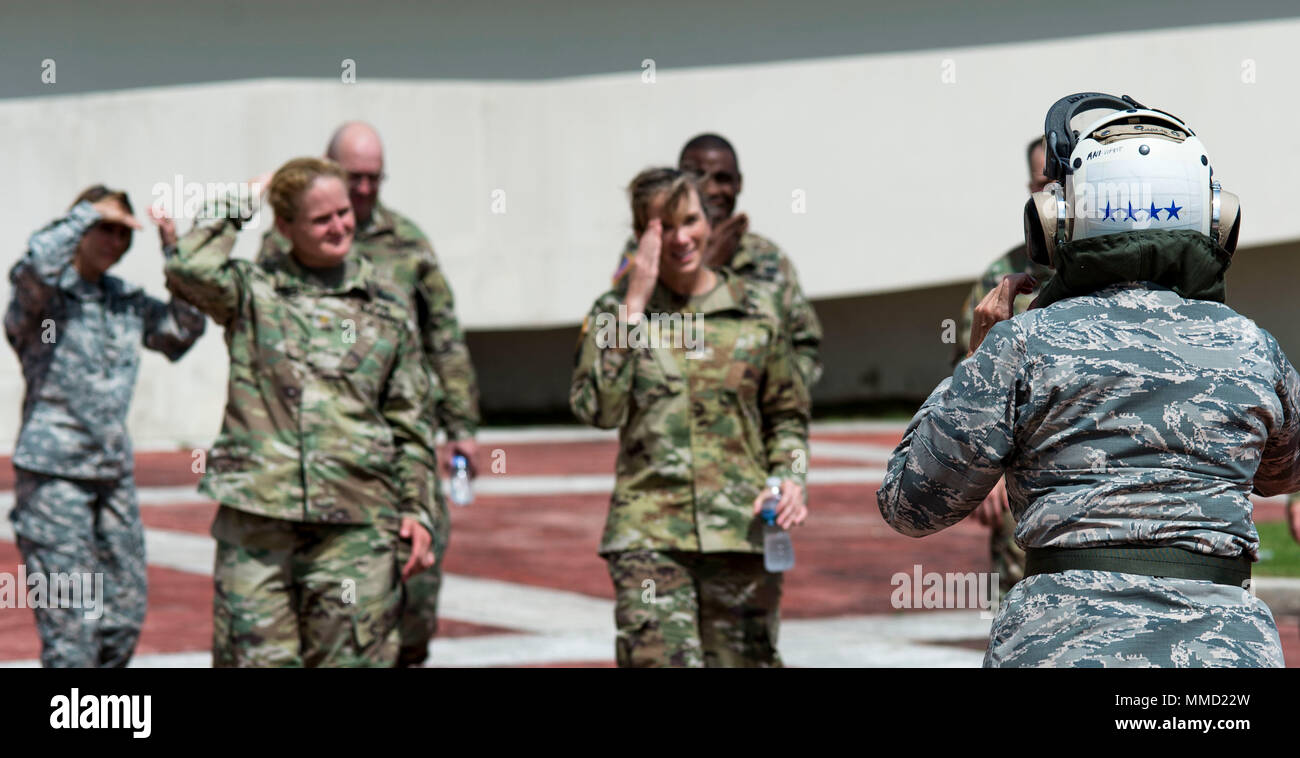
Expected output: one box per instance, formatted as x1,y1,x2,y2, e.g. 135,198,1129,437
259,203,479,439
571,268,810,554
614,230,823,387
165,196,440,535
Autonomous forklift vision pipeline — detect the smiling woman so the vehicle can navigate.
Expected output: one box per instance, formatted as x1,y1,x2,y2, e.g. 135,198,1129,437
267,157,356,268
570,166,811,667
163,157,443,668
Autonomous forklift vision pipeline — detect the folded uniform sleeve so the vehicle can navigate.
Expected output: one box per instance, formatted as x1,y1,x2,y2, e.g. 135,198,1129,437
164,192,255,328
761,326,811,489
569,294,636,430
775,256,824,388
381,310,443,540
5,201,99,352
1254,329,1300,497
414,246,481,440
877,318,1025,536
141,243,207,361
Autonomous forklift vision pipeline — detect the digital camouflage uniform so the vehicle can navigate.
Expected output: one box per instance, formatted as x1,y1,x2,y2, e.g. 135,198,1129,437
614,230,823,387
880,233,1298,667
571,269,810,667
166,194,441,668
257,203,479,666
5,200,205,667
953,244,1054,595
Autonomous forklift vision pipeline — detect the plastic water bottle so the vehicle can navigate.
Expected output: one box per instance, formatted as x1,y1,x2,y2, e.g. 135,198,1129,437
760,476,795,572
449,454,474,506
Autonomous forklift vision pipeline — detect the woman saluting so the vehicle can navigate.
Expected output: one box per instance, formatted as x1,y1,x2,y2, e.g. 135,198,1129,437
166,158,439,667
571,168,810,667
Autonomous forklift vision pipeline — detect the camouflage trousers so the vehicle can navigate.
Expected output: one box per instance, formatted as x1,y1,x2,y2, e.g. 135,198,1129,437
990,507,1026,595
397,496,451,667
9,468,146,668
211,506,404,668
985,570,1285,667
605,550,783,668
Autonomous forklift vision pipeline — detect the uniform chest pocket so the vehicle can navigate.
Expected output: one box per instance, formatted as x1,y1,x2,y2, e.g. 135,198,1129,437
92,300,141,369
304,310,392,377
631,347,685,409
722,321,774,400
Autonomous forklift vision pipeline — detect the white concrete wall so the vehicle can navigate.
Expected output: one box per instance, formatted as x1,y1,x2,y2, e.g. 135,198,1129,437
2,9,1300,447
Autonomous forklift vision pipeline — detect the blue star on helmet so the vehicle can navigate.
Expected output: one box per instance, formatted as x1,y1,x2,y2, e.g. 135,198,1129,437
1147,202,1162,221
1102,201,1114,221
1164,200,1182,220
1124,202,1138,222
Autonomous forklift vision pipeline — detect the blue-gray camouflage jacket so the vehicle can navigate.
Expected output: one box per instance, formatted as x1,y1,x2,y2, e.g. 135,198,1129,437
5,201,206,480
878,282,1300,667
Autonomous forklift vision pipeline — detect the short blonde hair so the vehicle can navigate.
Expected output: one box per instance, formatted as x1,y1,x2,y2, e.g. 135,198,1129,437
268,157,347,223
627,167,700,237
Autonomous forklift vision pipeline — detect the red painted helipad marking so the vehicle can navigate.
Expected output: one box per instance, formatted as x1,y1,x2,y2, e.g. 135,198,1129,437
813,432,908,448
140,503,218,534
4,430,1300,667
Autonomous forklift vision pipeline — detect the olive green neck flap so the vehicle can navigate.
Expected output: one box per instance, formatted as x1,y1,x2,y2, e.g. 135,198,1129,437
1034,229,1233,309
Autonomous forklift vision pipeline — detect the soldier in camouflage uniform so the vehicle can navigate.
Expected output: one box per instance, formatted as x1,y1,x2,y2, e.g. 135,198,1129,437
612,134,823,387
954,139,1055,596
165,158,440,667
879,225,1298,666
5,186,205,667
572,168,810,667
256,123,478,667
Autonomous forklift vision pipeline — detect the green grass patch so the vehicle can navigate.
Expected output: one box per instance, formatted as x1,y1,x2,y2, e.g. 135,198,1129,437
1255,520,1300,577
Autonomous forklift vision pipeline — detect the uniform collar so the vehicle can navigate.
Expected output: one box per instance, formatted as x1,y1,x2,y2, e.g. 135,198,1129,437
272,250,375,298
1034,230,1230,309
58,267,138,300
646,268,746,316
357,203,397,241
728,231,762,272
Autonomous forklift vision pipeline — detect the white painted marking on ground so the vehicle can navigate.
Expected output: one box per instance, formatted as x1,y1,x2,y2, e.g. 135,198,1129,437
471,467,883,496
0,613,989,668
807,420,911,434
49,422,907,456
143,528,215,575
811,441,895,464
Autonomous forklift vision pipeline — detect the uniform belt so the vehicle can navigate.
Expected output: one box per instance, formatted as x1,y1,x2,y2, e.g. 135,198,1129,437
1024,546,1251,588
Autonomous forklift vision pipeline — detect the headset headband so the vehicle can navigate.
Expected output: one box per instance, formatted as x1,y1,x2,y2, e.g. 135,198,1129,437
1043,93,1147,181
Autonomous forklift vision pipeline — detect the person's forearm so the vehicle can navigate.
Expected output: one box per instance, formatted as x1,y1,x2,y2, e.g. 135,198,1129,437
5,202,100,348
570,308,636,430
142,275,207,361
429,345,481,439
164,192,253,325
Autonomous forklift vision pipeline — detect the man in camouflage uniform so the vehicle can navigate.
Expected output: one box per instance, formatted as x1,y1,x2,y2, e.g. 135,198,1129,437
256,123,480,667
166,160,440,667
880,224,1297,666
954,138,1054,595
613,133,823,387
572,170,810,667
6,187,205,667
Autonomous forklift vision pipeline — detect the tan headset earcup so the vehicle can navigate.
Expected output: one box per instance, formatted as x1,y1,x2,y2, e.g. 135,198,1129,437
1024,192,1057,267
1219,190,1240,254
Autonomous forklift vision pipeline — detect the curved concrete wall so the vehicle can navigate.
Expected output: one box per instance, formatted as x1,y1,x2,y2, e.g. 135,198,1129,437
2,5,1299,446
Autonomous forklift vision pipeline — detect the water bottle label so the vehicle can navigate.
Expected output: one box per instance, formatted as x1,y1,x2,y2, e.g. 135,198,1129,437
763,527,795,573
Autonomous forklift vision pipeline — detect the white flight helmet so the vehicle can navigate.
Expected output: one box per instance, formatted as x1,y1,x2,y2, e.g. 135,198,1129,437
1024,93,1240,267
